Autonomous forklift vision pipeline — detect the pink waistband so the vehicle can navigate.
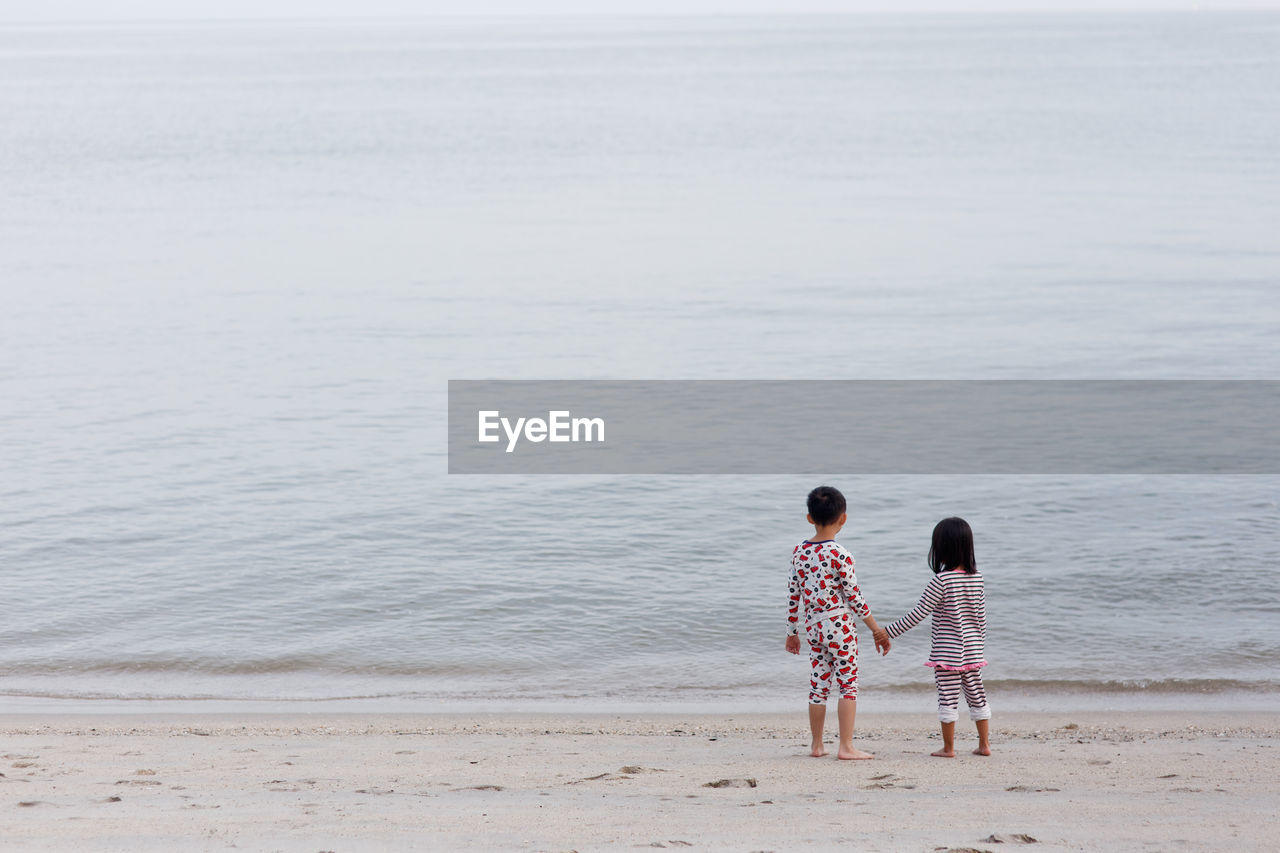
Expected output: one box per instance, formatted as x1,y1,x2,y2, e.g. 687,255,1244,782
924,660,988,672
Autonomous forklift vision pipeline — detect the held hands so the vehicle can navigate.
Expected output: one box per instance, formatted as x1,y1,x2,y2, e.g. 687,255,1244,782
788,630,889,655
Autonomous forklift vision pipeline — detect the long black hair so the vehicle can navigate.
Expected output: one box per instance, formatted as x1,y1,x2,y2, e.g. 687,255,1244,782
929,517,976,574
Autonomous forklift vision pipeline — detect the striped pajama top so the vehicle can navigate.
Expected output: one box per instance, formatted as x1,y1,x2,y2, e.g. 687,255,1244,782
884,569,987,672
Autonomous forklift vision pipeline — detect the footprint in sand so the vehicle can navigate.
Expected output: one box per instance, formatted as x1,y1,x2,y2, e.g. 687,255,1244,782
864,773,915,790
568,772,630,784
703,778,757,789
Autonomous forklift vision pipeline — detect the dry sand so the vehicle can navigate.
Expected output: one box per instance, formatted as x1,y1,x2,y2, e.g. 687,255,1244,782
1,710,1277,851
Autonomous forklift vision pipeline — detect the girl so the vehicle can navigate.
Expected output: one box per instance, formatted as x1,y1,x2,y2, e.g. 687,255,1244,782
884,517,990,757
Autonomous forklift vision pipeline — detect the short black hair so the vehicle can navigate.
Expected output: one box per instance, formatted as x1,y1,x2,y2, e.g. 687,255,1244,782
807,486,846,526
929,517,976,574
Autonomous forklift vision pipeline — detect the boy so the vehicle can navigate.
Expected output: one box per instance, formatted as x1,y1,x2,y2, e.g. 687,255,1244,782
785,485,890,760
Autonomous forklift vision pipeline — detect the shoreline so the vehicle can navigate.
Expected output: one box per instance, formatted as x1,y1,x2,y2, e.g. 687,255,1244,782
3,708,1280,734
3,682,1277,717
4,711,1277,851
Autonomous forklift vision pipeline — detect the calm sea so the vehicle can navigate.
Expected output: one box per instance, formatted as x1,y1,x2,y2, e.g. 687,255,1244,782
2,13,1278,712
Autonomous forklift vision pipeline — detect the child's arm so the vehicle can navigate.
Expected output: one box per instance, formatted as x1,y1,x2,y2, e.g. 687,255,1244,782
861,613,891,655
831,548,871,619
884,575,945,639
785,562,802,653
833,547,891,654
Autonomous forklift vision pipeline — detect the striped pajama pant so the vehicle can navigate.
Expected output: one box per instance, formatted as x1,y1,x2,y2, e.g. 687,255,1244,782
934,669,991,723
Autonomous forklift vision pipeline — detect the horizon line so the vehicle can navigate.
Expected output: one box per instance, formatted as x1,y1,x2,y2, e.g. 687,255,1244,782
3,7,1280,27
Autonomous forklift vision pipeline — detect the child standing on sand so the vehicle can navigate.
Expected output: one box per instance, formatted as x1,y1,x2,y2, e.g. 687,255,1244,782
785,486,891,760
884,517,991,757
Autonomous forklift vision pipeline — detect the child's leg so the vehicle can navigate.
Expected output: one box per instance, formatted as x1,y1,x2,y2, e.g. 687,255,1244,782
829,616,872,760
960,670,992,755
938,720,956,757
835,698,871,759
933,669,961,757
974,719,991,756
806,623,832,757
808,703,827,756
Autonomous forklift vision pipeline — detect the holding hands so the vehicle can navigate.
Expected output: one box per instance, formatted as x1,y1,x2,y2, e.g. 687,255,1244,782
786,630,890,656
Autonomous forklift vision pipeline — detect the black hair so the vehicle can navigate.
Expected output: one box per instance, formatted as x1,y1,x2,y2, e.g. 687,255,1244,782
929,517,976,574
807,486,846,527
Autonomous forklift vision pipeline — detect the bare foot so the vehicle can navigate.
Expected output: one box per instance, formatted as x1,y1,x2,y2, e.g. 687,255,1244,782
930,749,956,758
810,743,828,757
973,745,991,756
837,746,874,760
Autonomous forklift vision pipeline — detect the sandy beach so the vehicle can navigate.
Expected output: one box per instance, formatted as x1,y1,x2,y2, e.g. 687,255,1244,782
1,710,1276,851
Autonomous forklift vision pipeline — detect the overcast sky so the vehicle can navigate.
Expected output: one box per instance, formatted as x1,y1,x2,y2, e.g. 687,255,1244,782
4,0,1278,23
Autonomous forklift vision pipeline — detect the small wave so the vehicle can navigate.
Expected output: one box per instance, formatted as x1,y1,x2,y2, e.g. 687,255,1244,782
963,677,1280,695
0,659,486,677
2,676,1278,705
0,688,406,703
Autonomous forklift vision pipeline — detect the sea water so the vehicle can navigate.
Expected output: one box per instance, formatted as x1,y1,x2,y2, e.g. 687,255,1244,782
1,13,1278,711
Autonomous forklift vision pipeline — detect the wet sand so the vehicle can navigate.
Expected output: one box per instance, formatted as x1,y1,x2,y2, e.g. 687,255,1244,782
2,711,1276,851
